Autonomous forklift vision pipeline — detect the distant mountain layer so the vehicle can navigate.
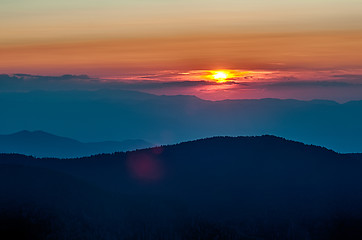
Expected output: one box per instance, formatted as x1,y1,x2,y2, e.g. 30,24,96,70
1,135,362,238
0,89,362,152
0,130,153,158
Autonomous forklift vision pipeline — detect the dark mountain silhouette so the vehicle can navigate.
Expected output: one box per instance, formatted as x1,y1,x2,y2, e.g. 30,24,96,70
0,130,153,158
1,89,361,152
1,136,362,238
0,165,153,239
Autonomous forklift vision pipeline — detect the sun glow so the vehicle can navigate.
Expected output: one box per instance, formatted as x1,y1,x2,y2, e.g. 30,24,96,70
183,69,268,84
211,71,230,83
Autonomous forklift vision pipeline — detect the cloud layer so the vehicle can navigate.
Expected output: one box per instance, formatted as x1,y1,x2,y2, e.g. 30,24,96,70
1,71,362,102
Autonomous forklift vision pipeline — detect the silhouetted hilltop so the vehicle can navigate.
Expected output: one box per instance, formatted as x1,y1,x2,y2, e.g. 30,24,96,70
0,130,153,158
1,135,362,239
1,135,361,203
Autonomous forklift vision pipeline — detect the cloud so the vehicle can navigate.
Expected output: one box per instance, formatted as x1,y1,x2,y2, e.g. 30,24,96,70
265,80,357,88
11,74,90,81
332,74,362,80
0,74,222,92
115,80,218,89
0,74,95,91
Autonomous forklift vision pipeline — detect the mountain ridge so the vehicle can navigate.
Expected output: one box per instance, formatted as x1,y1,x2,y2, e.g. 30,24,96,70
1,89,361,152
0,130,153,158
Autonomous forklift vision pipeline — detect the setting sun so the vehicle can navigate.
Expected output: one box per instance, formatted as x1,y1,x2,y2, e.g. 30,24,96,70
213,71,229,82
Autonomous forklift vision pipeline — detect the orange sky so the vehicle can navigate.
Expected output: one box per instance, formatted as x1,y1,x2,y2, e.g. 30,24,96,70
1,31,362,77
1,0,362,77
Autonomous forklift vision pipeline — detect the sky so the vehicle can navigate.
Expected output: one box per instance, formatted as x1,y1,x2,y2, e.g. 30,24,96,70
1,0,362,100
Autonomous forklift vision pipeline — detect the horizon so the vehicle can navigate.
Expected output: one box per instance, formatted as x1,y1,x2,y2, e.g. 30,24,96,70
2,72,362,102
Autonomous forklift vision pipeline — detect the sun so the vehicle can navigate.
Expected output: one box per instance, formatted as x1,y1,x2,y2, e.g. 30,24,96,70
213,71,229,82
